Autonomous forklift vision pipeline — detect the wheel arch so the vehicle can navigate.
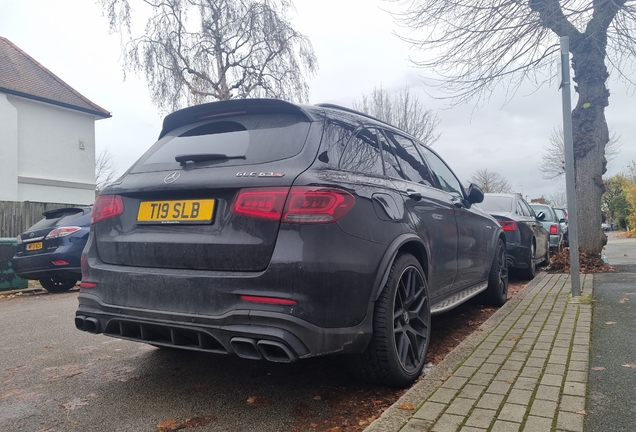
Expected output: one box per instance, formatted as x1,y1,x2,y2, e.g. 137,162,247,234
371,234,429,302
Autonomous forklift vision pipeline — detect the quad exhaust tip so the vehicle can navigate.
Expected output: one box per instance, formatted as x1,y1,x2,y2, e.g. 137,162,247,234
230,337,297,363
74,315,100,334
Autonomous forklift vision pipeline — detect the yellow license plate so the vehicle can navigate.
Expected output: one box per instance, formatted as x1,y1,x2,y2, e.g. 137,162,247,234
137,199,215,224
26,242,43,251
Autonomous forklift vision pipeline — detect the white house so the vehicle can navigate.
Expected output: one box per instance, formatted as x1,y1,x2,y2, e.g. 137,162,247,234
0,36,111,205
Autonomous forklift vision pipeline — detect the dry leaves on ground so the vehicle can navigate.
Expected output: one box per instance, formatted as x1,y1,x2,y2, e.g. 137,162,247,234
549,248,613,273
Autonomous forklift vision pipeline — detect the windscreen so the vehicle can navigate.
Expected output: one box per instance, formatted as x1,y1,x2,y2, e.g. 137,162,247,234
130,113,311,173
479,196,513,213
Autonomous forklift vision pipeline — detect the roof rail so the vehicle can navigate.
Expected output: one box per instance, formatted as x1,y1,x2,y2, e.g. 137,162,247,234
316,103,396,129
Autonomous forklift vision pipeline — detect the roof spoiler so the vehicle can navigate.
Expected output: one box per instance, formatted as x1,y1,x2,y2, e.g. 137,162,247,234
158,98,319,139
42,207,90,218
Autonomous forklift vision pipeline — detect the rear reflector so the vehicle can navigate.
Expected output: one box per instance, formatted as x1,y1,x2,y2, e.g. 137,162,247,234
549,224,559,235
92,195,124,224
52,260,69,266
233,187,356,224
499,220,518,231
80,281,97,289
240,295,297,305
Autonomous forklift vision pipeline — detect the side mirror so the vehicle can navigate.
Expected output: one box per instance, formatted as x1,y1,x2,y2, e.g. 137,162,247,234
466,183,484,204
559,218,567,224
536,211,546,221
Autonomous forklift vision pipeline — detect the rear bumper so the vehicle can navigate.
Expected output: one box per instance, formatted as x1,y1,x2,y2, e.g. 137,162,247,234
76,293,373,361
77,225,386,359
506,242,529,269
12,245,82,280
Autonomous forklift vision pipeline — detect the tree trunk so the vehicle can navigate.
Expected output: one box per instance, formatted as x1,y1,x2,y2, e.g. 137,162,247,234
570,36,610,256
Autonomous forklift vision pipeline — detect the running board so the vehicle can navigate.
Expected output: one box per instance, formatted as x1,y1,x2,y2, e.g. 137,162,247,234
430,282,488,315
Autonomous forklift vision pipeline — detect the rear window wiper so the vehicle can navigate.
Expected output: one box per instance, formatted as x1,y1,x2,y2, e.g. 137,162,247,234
175,153,246,164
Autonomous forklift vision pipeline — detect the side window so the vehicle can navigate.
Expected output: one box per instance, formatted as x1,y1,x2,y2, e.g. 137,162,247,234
420,147,464,198
339,128,384,176
376,130,404,179
384,131,435,186
521,200,535,217
319,119,354,169
517,201,528,216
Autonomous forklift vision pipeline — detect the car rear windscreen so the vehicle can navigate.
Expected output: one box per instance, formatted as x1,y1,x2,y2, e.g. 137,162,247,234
479,196,513,213
28,209,86,231
130,113,311,173
530,205,556,221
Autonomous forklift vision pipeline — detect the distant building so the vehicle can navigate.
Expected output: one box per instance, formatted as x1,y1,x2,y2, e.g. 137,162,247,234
0,36,110,205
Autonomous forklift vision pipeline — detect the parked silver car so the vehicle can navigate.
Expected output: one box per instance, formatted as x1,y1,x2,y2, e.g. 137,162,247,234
529,204,565,252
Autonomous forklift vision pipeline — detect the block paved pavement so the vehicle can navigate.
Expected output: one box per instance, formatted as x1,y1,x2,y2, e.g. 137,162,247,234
365,272,593,432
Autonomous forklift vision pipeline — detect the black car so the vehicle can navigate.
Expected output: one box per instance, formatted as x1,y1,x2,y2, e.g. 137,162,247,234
13,206,92,293
479,193,550,279
75,99,507,387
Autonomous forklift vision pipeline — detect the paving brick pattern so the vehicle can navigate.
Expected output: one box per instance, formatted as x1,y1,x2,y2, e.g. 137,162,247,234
404,273,592,432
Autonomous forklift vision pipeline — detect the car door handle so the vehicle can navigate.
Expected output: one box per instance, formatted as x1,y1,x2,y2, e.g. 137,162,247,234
406,189,423,201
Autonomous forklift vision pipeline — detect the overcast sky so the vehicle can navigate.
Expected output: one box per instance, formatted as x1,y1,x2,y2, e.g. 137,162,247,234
2,0,634,201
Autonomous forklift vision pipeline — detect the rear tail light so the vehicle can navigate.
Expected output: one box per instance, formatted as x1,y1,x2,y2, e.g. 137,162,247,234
233,187,356,224
232,188,288,220
45,226,82,239
92,195,124,224
549,224,559,235
498,220,518,231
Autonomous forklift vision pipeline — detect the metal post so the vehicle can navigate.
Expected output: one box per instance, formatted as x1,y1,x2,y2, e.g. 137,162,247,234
560,36,581,296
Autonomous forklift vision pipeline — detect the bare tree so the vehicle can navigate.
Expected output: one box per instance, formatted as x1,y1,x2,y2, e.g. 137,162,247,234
549,189,568,208
99,0,318,112
470,169,513,194
95,148,118,192
351,86,440,146
392,0,636,255
540,127,621,179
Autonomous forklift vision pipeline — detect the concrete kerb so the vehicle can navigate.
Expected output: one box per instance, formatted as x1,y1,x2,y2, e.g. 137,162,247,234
364,272,550,432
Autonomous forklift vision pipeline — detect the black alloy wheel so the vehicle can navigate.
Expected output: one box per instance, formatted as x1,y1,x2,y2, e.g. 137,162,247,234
39,277,77,293
352,253,431,387
520,242,536,280
479,238,508,306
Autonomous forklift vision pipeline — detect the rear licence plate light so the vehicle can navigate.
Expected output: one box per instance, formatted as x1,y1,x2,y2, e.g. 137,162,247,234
233,187,355,224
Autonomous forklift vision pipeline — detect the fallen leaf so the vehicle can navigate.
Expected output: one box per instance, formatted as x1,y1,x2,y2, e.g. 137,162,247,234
327,427,340,432
506,381,514,385
313,395,322,401
576,410,587,415
509,336,519,341
591,367,606,371
619,298,629,304
605,322,616,325
156,419,180,431
622,364,636,369
398,403,416,410
246,396,270,406
358,420,367,426
310,423,318,428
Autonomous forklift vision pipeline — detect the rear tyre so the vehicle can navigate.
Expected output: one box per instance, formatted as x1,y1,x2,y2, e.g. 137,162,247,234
39,277,77,293
351,253,430,388
519,242,536,280
479,238,508,306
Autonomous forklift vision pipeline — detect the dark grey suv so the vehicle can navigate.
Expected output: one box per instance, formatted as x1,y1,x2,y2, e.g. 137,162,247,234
76,99,507,387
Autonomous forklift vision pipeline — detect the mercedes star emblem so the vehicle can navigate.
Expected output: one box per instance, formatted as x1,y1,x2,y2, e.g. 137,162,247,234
164,171,181,184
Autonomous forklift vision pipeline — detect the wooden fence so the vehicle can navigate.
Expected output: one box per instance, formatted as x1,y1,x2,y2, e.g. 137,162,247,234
0,201,83,238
